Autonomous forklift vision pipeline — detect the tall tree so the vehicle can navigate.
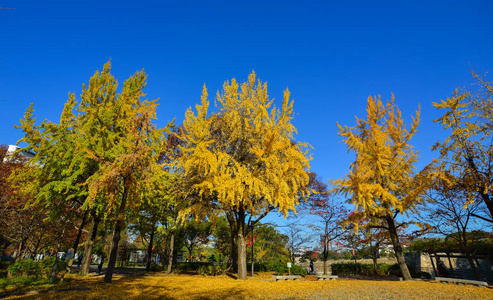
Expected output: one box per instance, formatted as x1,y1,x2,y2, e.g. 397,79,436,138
175,72,311,280
13,90,100,276
75,62,170,283
333,95,435,280
433,71,493,223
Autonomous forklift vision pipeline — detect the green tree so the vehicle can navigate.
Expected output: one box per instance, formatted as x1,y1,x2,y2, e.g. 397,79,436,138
13,61,171,282
174,72,311,280
333,95,436,280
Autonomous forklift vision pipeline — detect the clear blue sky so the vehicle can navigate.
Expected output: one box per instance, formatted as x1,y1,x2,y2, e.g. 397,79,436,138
1,1,492,225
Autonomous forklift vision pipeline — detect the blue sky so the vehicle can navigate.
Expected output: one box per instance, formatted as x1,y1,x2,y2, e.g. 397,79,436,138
1,1,493,226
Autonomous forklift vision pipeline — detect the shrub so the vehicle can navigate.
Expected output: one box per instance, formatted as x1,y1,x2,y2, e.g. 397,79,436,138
330,262,417,277
7,257,68,279
173,262,212,273
262,262,307,277
8,259,41,278
198,264,224,276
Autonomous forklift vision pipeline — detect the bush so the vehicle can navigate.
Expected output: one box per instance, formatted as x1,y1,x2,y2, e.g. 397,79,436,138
173,262,211,272
7,257,68,279
262,262,307,277
330,262,417,277
8,259,41,278
198,264,224,276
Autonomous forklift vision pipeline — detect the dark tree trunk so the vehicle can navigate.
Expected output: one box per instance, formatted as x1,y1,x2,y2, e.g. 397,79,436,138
68,210,88,267
465,252,482,281
104,183,129,283
372,247,379,275
79,212,100,276
146,224,155,271
167,232,175,274
385,214,412,280
480,191,493,221
227,212,238,273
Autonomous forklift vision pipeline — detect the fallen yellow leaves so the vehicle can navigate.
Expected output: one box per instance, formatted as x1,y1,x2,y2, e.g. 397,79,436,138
7,273,493,300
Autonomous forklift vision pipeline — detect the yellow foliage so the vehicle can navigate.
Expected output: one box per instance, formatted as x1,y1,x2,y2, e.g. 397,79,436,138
9,274,493,299
175,72,311,219
432,71,493,216
333,95,435,219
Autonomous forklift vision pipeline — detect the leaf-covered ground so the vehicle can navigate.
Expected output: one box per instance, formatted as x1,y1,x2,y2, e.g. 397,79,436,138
5,273,493,299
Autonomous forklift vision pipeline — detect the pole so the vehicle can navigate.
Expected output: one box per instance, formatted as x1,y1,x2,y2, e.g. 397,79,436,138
251,227,254,277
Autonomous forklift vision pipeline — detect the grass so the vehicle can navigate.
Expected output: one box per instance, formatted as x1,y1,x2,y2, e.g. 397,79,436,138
1,272,492,299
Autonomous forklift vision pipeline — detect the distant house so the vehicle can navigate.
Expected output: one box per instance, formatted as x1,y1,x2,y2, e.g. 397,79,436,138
4,145,35,163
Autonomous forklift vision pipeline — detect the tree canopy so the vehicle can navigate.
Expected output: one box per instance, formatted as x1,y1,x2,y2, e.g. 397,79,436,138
174,71,311,279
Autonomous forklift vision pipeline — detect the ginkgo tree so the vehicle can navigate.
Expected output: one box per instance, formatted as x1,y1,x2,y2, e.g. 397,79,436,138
433,71,493,223
13,61,171,283
174,72,311,280
333,95,436,281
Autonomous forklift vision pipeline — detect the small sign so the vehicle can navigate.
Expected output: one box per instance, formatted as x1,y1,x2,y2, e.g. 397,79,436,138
287,262,292,268
66,249,74,260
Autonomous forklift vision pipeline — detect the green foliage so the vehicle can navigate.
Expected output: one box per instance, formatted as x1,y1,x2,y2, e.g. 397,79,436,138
261,262,307,277
410,237,493,255
330,262,417,277
198,264,224,277
8,259,41,278
172,262,212,273
7,257,68,279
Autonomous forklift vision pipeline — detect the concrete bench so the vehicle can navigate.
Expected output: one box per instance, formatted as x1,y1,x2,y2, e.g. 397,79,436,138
435,277,488,287
272,275,301,281
315,275,338,281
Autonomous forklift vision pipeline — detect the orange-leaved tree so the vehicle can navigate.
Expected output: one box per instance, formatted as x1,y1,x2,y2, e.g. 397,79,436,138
174,72,311,280
333,95,436,280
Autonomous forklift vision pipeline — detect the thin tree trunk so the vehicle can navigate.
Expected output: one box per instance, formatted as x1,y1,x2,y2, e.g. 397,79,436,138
323,236,328,275
237,208,247,280
167,232,175,274
385,215,412,280
68,210,88,268
372,247,379,275
79,213,100,276
146,223,155,271
49,255,59,283
104,183,129,283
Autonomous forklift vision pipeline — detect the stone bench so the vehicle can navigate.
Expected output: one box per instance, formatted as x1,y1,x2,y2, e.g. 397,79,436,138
315,275,338,281
435,277,488,287
272,275,301,281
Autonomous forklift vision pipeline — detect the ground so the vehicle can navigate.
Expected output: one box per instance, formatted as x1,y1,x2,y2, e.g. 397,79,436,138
2,271,492,300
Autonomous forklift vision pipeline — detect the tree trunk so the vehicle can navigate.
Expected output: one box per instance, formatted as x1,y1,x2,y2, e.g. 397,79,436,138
480,192,493,221
104,183,129,283
79,213,100,276
146,224,155,271
323,237,328,275
372,247,379,275
68,210,88,268
227,212,238,273
385,215,412,280
465,252,482,281
49,255,59,283
167,232,175,274
236,208,247,280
